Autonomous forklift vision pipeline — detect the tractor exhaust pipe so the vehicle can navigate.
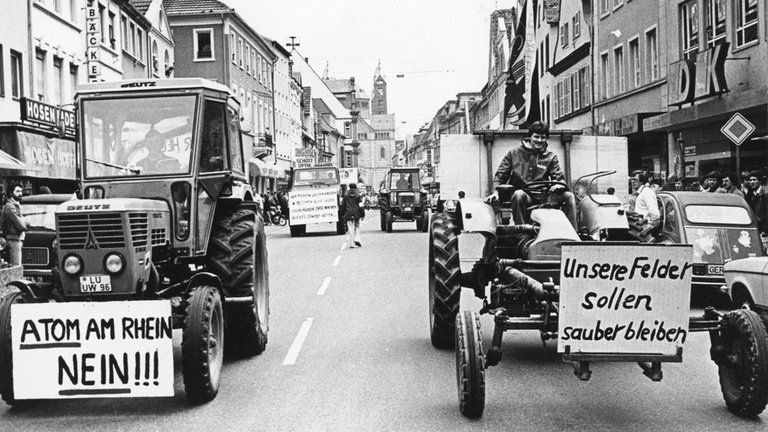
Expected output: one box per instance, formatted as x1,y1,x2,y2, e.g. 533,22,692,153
499,267,559,301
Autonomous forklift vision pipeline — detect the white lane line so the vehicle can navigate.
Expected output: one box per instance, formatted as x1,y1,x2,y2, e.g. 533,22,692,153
333,255,342,266
283,318,314,365
340,242,347,251
317,276,332,295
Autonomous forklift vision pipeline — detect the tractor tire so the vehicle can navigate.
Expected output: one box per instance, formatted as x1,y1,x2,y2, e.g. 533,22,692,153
421,211,430,233
380,212,386,231
385,211,393,233
429,213,461,349
182,285,224,403
336,220,346,235
290,224,306,237
0,291,32,406
416,217,423,232
717,309,768,417
456,311,485,418
208,203,269,356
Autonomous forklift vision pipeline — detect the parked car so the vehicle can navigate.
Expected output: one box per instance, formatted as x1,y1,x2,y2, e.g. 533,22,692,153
654,192,763,293
723,257,768,327
18,193,73,281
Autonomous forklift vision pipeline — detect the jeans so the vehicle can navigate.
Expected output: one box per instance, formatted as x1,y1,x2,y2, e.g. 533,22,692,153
347,219,361,245
510,189,577,230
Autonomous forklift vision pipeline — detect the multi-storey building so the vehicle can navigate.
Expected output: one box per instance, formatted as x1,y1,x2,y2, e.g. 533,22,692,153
472,8,514,130
165,0,279,193
130,0,175,79
268,38,301,186
644,0,767,179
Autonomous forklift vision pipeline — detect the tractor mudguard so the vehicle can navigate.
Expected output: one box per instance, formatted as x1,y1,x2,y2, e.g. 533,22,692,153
218,181,254,204
455,199,497,236
5,279,48,301
185,272,223,297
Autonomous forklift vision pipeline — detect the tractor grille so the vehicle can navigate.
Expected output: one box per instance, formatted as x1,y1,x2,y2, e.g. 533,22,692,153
129,213,149,248
22,247,49,266
151,228,167,245
58,213,125,249
398,194,415,207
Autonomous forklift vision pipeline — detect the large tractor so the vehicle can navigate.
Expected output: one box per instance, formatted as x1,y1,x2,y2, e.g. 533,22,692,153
0,78,268,404
379,167,429,233
429,171,768,419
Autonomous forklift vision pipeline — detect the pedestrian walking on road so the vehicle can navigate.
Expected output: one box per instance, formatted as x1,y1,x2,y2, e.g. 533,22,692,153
341,182,365,248
0,184,29,266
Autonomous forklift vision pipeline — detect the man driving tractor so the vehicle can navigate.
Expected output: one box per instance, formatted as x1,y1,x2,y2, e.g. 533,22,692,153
485,121,577,229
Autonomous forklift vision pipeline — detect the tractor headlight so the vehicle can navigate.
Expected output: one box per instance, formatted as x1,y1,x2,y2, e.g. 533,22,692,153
63,254,83,275
104,253,125,274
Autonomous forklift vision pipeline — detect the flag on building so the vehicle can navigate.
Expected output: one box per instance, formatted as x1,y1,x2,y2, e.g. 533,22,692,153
504,0,537,127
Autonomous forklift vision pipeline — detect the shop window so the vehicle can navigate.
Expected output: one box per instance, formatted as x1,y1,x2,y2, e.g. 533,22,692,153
736,0,758,47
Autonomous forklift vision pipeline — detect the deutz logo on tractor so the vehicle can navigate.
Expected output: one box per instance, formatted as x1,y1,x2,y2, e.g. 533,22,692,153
120,82,157,88
66,204,111,211
84,228,99,250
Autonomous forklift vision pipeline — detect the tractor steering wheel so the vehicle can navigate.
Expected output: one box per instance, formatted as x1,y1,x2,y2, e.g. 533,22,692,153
524,180,569,210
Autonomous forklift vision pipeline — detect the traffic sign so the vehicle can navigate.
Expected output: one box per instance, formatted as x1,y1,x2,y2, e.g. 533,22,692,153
721,113,755,146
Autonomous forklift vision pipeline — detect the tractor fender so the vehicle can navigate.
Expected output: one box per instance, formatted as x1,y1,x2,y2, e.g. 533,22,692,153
219,181,255,204
5,279,48,301
455,198,497,235
184,272,223,297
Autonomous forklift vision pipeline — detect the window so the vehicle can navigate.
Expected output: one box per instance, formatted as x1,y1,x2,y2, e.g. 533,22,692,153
614,46,624,94
256,54,261,80
613,0,623,8
572,73,580,111
629,38,641,89
10,50,22,99
645,28,658,81
600,0,611,15
0,44,4,98
554,66,590,120
539,42,544,77
53,57,63,105
544,35,550,70
108,11,116,50
245,46,250,74
34,48,45,101
579,66,590,107
238,38,243,68
573,12,581,40
99,4,106,43
736,0,758,47
200,100,228,173
380,147,386,159
344,122,351,137
70,0,77,23
129,22,136,55
600,52,609,99
230,34,236,63
193,29,214,61
136,29,143,61
121,16,127,49
680,0,699,59
704,0,726,46
561,23,569,47
69,64,78,100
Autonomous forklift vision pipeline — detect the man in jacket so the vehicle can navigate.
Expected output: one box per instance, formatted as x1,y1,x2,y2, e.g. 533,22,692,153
717,172,745,197
1,184,29,266
485,121,577,229
745,171,768,235
340,183,365,248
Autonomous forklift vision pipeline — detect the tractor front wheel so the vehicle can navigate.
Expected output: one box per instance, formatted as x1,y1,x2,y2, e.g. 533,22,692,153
182,285,224,403
429,213,461,348
717,309,768,417
385,211,393,233
456,311,485,418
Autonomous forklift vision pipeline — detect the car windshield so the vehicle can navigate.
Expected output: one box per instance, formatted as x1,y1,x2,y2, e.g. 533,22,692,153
81,95,196,178
21,203,59,229
390,172,420,190
293,168,339,186
684,205,752,225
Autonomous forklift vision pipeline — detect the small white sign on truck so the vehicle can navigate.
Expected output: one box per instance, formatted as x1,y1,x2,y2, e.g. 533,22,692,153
557,243,693,356
11,300,174,399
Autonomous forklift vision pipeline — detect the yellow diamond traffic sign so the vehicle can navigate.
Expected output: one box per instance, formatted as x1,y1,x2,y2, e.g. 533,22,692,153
721,112,755,146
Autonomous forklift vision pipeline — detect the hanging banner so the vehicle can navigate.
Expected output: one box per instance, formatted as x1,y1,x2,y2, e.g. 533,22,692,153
10,300,174,399
505,0,536,126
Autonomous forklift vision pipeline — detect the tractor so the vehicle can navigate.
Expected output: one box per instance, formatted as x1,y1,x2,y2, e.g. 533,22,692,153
428,171,768,418
379,167,429,233
0,78,269,404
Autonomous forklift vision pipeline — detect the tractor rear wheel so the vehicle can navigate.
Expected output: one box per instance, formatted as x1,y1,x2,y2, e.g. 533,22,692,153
429,213,461,349
421,211,429,233
456,311,485,418
208,203,269,356
385,211,393,233
182,285,224,403
0,291,32,406
717,309,768,417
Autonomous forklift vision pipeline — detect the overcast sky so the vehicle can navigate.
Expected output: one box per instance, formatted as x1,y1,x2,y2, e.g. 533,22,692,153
226,0,512,138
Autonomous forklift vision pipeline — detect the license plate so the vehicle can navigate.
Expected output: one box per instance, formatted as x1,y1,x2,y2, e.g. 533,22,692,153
79,275,112,293
707,265,724,275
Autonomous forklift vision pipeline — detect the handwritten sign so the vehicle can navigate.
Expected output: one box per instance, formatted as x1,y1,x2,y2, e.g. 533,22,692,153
289,186,339,225
11,300,174,399
557,243,692,356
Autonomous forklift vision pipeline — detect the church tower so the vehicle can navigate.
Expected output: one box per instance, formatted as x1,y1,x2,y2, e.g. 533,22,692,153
371,60,387,115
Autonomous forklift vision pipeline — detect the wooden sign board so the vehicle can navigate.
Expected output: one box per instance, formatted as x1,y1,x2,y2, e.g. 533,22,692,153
11,300,174,399
557,243,693,357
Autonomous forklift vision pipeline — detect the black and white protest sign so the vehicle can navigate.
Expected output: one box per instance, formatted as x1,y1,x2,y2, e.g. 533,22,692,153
557,243,693,356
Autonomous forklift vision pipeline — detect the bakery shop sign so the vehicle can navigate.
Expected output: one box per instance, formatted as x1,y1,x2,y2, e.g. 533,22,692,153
668,42,728,107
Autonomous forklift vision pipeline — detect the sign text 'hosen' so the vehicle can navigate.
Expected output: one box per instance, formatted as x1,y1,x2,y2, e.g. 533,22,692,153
10,300,174,399
557,243,693,356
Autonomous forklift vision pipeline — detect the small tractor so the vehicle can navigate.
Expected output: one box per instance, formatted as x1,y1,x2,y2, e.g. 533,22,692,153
428,171,768,418
379,167,429,233
0,78,269,404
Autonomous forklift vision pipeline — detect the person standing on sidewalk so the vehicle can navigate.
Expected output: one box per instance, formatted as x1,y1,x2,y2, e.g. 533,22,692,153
340,183,365,248
0,184,29,266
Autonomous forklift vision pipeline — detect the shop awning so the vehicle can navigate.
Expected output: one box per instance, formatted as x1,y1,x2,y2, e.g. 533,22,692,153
0,149,37,171
248,158,268,177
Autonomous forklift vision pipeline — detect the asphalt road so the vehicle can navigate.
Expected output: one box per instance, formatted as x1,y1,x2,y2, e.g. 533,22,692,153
1,213,767,431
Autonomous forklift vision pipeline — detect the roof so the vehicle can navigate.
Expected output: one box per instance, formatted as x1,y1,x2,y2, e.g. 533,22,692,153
324,79,354,94
163,0,233,15
658,191,751,209
76,78,231,96
129,0,152,14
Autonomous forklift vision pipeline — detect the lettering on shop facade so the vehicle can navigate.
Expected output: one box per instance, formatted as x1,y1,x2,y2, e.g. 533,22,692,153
668,42,729,106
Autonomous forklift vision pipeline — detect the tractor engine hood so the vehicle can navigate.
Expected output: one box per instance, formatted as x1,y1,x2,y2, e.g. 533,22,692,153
57,198,170,214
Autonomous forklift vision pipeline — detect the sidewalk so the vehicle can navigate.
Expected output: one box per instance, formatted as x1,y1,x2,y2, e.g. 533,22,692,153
264,223,289,237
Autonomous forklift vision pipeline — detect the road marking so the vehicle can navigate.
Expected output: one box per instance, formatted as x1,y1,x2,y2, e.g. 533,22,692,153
317,276,332,295
333,255,342,266
340,242,347,251
283,318,314,365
